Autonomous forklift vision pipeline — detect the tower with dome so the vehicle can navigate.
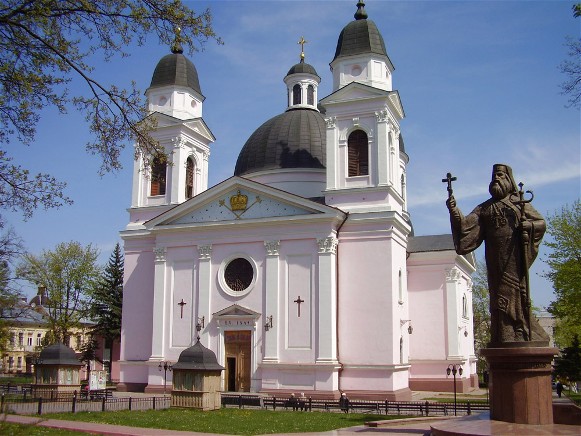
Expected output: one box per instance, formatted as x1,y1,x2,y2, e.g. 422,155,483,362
119,2,477,399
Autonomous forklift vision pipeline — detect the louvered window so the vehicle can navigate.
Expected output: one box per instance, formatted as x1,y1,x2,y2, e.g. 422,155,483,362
185,157,194,199
348,130,369,176
150,156,167,196
293,84,301,105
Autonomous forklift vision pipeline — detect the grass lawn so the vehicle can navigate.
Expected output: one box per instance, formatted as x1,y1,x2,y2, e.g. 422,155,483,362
0,422,83,436
45,408,409,435
564,390,581,405
421,397,489,404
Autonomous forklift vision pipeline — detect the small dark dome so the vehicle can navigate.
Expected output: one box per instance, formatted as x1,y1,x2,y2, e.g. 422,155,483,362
286,61,320,80
39,343,82,366
149,47,202,95
332,15,387,62
173,341,224,371
234,109,326,176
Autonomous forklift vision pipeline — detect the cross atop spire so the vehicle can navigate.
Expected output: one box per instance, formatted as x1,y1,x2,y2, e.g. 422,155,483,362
297,36,308,62
171,26,184,54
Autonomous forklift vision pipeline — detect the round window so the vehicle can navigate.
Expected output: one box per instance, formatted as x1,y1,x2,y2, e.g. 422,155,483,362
219,255,257,297
224,258,253,292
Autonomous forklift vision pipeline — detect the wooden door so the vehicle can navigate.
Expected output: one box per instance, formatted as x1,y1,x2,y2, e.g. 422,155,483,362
224,330,251,392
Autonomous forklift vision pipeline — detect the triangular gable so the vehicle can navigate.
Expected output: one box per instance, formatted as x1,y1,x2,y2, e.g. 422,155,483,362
320,82,405,118
148,112,216,142
213,304,261,319
146,177,343,228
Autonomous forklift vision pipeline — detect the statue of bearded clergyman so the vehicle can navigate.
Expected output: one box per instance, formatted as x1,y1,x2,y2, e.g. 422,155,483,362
446,164,549,346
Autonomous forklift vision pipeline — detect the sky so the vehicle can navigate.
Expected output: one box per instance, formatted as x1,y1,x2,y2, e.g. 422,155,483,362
4,0,580,310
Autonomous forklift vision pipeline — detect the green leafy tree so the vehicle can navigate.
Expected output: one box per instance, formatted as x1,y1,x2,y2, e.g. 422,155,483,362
90,243,123,344
472,259,491,375
545,201,581,347
17,241,101,346
0,224,25,353
560,4,581,108
553,334,581,389
0,1,221,221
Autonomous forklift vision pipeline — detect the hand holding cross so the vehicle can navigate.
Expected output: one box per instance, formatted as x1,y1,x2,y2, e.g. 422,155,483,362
442,172,457,199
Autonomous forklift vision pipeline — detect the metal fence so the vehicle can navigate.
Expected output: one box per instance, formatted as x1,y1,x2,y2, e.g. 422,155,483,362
221,394,489,417
0,384,488,418
0,393,170,415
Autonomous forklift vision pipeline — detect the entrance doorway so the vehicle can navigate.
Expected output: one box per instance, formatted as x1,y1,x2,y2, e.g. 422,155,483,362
224,330,251,392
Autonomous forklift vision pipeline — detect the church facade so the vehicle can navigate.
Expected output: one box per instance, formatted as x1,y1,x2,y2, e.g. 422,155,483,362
118,2,477,400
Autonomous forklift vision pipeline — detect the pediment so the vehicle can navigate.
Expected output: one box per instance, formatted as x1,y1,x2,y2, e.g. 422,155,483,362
213,304,260,319
320,83,404,119
149,112,216,141
145,177,342,228
320,82,389,104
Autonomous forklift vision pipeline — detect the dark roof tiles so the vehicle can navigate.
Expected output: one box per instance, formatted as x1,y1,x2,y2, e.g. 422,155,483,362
234,109,326,176
149,51,202,95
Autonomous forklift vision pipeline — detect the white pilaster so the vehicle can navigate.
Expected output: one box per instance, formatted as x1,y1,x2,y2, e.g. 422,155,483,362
445,267,461,358
325,117,338,190
264,240,280,361
170,137,185,204
150,247,167,359
197,245,212,347
316,236,338,363
375,109,389,186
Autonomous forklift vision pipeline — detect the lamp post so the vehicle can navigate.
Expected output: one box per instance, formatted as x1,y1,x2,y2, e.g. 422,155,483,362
446,364,463,416
158,361,172,394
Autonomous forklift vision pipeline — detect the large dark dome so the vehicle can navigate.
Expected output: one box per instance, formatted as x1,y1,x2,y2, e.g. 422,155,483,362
234,109,326,176
149,45,202,95
332,4,387,62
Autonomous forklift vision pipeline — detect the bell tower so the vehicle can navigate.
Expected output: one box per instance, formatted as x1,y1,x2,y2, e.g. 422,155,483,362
321,1,407,216
128,38,215,225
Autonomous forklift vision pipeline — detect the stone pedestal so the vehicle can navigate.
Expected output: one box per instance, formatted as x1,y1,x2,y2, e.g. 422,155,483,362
481,346,557,425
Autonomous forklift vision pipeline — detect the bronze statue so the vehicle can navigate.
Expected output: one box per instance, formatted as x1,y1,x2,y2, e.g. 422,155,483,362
444,164,549,346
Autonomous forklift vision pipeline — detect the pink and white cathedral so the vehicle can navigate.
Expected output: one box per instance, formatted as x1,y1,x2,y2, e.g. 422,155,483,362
118,2,477,400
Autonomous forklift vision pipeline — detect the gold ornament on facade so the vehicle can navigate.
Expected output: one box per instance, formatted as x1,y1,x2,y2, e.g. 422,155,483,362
230,190,248,211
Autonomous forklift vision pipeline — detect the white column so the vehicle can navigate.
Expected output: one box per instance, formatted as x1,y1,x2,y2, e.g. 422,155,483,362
263,240,280,362
197,245,212,347
316,237,338,363
131,150,143,208
445,267,461,359
150,247,167,359
325,117,338,190
375,109,389,186
170,137,185,204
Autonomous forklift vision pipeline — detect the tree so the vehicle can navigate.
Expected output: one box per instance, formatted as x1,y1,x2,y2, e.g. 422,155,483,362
472,259,491,375
0,224,26,354
560,4,581,108
89,243,123,344
0,1,221,221
545,201,581,347
17,241,101,345
553,334,581,389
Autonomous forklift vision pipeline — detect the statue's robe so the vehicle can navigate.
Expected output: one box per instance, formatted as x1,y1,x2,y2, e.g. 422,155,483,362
450,195,549,345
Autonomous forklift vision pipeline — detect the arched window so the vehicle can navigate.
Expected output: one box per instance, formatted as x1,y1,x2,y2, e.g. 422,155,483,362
462,294,468,319
307,85,314,105
185,157,194,199
400,336,404,364
150,156,167,196
292,84,301,105
398,269,403,304
347,130,369,177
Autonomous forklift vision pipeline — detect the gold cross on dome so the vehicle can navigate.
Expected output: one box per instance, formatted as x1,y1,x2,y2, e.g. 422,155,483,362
297,36,308,60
